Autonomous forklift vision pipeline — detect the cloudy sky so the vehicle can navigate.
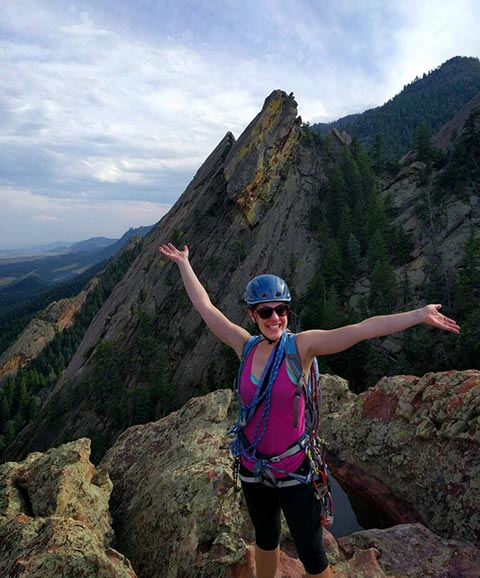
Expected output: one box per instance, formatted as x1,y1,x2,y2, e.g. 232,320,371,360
1,0,479,250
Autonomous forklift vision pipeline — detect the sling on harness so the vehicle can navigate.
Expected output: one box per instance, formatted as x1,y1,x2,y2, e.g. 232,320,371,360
229,331,334,528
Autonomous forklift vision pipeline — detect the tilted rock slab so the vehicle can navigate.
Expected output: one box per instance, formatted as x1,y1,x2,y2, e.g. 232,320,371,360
0,287,93,382
321,370,480,545
0,437,136,577
101,387,480,578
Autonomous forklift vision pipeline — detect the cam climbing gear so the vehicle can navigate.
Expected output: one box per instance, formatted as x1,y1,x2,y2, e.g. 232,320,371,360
230,331,334,528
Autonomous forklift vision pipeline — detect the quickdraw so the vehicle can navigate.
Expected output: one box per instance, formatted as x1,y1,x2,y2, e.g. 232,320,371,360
308,439,334,528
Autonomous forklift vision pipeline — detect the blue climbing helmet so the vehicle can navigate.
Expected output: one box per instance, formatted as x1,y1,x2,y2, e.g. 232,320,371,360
244,274,291,307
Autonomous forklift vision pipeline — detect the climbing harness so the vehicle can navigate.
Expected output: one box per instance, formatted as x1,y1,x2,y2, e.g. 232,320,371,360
229,331,334,528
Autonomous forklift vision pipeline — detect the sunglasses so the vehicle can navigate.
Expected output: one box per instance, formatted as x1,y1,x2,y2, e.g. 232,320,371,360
254,304,290,319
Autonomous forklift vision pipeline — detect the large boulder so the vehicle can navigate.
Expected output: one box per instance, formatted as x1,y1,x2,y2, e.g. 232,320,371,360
100,389,249,578
337,523,480,578
321,370,480,543
0,438,136,577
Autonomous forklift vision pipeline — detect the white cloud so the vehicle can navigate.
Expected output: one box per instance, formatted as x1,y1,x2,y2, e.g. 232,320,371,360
383,0,480,103
32,214,61,222
0,0,479,247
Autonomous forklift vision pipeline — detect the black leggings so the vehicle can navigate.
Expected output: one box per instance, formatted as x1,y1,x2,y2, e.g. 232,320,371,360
241,472,329,575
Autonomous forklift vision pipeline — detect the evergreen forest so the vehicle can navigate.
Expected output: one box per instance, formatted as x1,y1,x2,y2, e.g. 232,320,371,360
298,111,480,391
313,56,480,160
0,241,145,461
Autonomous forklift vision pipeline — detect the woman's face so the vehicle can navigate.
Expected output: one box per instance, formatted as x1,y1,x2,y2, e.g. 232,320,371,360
248,301,290,342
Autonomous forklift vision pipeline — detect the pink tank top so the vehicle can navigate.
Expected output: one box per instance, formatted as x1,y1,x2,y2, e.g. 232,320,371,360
239,343,306,477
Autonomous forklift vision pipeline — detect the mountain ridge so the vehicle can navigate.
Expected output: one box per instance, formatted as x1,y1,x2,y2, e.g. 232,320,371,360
312,56,480,158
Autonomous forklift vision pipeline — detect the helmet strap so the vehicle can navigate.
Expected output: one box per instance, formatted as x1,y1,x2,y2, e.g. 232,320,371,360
260,330,277,345
252,312,282,344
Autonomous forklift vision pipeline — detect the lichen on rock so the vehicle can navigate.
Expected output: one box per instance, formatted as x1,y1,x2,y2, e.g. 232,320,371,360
224,90,300,226
321,370,480,544
0,438,136,578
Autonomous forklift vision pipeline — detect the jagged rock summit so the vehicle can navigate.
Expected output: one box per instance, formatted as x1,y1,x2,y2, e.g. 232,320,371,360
224,90,301,224
57,90,313,394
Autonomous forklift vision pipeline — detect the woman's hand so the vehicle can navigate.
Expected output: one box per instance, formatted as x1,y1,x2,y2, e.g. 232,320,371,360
159,243,189,265
422,304,460,334
158,242,250,356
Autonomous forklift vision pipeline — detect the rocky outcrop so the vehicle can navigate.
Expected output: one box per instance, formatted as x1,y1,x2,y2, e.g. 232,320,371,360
0,281,96,382
337,524,480,578
224,90,301,226
433,91,480,150
99,387,480,578
321,370,480,544
330,128,352,148
2,388,479,577
0,438,136,577
100,389,249,578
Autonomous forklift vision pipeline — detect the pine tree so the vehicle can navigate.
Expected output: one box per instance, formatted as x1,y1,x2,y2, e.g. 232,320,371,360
0,396,10,425
16,379,29,419
5,420,16,444
414,120,434,164
342,148,363,208
321,286,342,329
321,239,345,291
338,205,353,256
457,227,480,314
372,134,387,173
326,167,347,234
347,234,362,272
132,388,152,424
367,230,388,269
369,259,397,314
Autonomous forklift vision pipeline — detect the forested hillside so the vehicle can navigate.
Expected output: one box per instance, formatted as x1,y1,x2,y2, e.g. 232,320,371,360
302,108,480,387
0,240,144,460
313,56,480,159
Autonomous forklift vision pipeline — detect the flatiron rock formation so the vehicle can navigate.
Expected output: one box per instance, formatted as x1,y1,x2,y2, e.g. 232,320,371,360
56,90,324,399
0,438,136,577
0,286,94,382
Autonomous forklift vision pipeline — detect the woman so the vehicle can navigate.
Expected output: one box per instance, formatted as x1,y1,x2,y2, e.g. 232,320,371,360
158,242,459,578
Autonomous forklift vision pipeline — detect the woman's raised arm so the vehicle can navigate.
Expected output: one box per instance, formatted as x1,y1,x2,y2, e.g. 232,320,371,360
297,304,459,366
159,243,250,357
